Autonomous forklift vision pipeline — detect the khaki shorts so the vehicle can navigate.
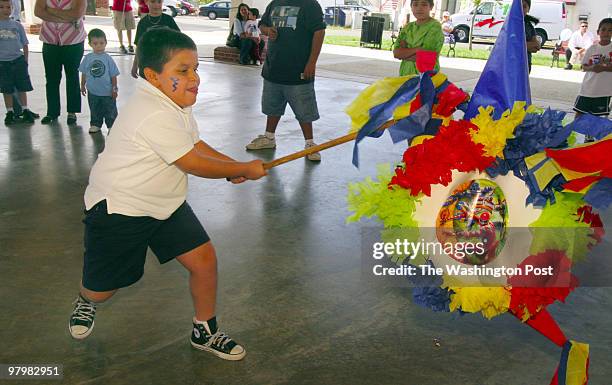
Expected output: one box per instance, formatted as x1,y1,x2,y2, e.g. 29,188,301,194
113,10,135,31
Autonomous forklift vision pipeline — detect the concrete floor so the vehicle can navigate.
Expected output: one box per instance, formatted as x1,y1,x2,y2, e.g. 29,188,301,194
1,52,611,385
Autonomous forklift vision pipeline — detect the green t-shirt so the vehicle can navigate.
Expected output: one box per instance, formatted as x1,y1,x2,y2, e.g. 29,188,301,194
394,18,444,76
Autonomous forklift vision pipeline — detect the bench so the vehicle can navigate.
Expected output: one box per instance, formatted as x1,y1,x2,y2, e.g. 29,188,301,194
214,36,268,64
214,46,242,63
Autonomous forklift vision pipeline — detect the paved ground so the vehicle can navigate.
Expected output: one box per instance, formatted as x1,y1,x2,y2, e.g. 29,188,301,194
1,15,610,385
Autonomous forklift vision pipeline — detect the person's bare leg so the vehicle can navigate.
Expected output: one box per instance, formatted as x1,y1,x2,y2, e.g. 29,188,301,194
18,92,27,107
127,29,133,47
265,115,281,134
3,93,13,109
176,242,217,321
298,121,313,140
117,30,124,47
80,284,117,303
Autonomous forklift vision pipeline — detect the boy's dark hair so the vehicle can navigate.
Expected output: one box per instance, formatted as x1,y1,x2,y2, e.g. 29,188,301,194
598,18,612,32
88,28,106,43
137,27,196,78
410,0,433,6
250,7,259,18
523,0,531,8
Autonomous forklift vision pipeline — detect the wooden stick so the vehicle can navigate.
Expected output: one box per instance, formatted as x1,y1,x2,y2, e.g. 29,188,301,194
263,120,396,170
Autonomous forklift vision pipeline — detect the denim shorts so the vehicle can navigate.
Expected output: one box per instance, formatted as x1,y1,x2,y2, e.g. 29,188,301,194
261,79,320,123
0,56,33,94
82,200,210,291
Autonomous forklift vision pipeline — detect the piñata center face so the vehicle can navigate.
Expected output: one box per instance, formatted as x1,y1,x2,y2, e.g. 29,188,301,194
436,179,508,265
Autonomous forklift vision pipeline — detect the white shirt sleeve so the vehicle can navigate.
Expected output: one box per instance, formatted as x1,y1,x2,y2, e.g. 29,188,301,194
136,112,196,164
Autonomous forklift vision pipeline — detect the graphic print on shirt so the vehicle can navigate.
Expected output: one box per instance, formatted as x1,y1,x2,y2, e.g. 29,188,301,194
586,50,612,66
90,60,106,78
271,6,300,29
0,27,18,41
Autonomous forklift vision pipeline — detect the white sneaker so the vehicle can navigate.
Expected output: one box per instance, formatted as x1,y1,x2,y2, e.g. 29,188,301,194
89,125,101,133
246,134,276,150
305,142,321,161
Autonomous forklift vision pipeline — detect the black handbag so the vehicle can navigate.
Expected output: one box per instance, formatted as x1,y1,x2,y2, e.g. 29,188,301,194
226,27,240,47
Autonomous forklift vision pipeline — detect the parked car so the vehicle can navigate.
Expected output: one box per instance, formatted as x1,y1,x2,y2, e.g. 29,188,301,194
451,0,566,46
162,4,175,17
111,0,175,17
324,5,369,26
178,0,197,15
324,5,370,15
199,1,231,20
163,0,181,17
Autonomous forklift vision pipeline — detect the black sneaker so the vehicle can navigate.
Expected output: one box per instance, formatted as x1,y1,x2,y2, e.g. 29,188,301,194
4,111,16,125
69,295,96,340
67,114,77,125
128,45,134,53
21,109,35,123
41,116,58,124
119,45,128,54
190,317,246,360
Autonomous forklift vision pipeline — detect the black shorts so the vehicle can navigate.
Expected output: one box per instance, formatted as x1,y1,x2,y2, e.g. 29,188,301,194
0,56,33,94
82,200,210,291
573,96,611,116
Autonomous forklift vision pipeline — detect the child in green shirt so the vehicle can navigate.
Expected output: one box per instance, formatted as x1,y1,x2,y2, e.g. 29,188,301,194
393,0,444,76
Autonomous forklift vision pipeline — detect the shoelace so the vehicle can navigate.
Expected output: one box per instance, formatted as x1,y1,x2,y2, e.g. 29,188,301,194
205,330,232,350
72,299,96,322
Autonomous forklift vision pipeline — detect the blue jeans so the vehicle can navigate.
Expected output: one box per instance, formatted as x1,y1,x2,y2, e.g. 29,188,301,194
239,37,253,64
88,94,118,128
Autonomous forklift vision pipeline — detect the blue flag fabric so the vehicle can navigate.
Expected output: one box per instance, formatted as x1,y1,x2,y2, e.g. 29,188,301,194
464,0,531,119
352,75,423,167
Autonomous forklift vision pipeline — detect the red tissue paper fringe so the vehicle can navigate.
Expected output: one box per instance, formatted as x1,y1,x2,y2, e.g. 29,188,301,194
389,120,495,196
508,250,578,321
577,205,605,245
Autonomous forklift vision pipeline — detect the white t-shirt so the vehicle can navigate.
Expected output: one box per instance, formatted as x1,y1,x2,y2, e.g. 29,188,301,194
84,80,200,220
244,20,260,37
568,30,594,51
579,42,612,98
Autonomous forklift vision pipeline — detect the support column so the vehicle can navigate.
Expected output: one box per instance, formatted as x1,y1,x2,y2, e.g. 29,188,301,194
22,0,41,34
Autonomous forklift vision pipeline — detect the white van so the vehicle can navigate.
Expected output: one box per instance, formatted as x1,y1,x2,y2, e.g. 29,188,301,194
451,0,567,46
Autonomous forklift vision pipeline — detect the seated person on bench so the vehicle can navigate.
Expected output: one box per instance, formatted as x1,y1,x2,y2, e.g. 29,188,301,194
442,11,454,43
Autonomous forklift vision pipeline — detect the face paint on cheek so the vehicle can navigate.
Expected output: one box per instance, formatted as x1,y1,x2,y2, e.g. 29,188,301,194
170,77,179,92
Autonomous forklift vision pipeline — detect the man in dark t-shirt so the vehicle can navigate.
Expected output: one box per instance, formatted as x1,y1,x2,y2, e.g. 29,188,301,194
245,0,326,161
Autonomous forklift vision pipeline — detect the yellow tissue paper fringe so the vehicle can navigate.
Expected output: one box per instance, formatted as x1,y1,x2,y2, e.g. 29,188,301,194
469,102,534,159
448,287,511,319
